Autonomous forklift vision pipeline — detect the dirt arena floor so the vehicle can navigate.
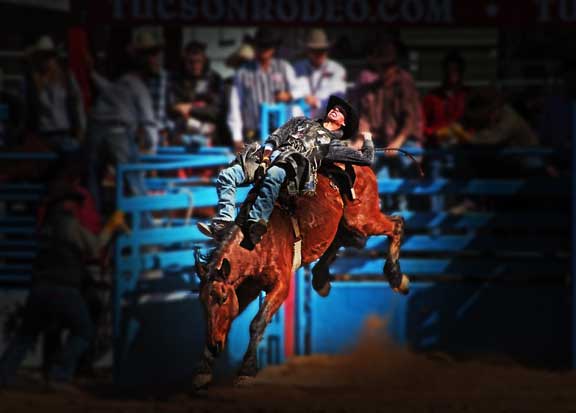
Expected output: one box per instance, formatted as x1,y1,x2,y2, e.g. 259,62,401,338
2,317,576,413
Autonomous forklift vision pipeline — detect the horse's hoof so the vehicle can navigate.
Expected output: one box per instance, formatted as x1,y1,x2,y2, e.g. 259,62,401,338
192,373,212,390
392,274,410,296
233,375,256,387
314,281,331,297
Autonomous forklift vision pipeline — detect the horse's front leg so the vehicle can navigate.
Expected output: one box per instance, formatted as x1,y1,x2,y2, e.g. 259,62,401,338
192,345,217,390
312,222,367,297
312,238,341,297
235,277,290,385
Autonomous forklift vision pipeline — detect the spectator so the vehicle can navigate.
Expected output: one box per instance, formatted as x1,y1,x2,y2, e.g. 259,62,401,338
446,86,541,188
227,28,298,151
0,68,25,147
353,33,423,176
170,41,224,146
0,182,127,390
460,87,538,147
292,29,347,118
23,35,86,151
219,41,255,148
422,50,469,145
132,29,170,150
85,48,158,216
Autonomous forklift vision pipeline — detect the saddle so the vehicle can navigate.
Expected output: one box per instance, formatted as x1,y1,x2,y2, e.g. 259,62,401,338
317,162,358,202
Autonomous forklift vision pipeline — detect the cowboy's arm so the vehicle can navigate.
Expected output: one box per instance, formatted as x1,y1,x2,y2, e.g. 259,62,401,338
68,211,129,259
325,134,374,165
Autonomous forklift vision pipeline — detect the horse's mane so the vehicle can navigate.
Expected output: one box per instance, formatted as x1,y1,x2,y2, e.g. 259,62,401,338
206,225,243,281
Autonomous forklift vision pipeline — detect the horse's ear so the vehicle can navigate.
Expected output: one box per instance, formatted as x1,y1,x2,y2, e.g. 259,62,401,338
220,259,231,278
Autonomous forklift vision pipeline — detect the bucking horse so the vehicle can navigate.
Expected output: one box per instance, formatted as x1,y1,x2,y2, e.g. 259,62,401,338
193,163,409,387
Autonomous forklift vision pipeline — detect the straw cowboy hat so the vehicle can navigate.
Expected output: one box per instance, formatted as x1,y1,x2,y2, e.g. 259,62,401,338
26,35,58,57
131,29,164,52
225,43,255,68
305,29,331,50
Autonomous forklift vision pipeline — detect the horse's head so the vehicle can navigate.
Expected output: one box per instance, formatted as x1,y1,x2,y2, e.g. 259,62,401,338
197,258,239,355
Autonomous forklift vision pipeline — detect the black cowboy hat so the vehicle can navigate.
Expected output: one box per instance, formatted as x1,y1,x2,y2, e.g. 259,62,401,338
251,28,282,49
325,95,359,140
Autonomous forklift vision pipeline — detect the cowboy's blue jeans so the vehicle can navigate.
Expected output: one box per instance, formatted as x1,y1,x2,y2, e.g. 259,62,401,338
0,285,93,385
247,165,287,224
215,164,246,222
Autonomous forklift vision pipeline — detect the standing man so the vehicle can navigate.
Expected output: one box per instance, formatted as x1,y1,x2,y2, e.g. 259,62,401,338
171,41,224,146
227,28,298,152
292,29,347,118
85,47,158,216
0,182,128,390
132,29,171,150
24,35,86,150
354,33,423,176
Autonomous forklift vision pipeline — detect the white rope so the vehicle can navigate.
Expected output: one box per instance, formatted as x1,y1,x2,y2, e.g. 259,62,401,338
290,215,302,271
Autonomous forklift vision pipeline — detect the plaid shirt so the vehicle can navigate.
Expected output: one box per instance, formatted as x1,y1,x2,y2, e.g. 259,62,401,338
354,66,423,145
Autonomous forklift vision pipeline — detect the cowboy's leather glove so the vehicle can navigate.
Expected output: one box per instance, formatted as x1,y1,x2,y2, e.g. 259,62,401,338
254,160,269,182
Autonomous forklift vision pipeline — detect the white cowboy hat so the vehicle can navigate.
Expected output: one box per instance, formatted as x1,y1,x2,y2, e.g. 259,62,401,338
225,43,255,67
305,29,331,50
27,35,58,56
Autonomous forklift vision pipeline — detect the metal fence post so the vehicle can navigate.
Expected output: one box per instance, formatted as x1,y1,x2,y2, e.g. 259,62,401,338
572,100,576,369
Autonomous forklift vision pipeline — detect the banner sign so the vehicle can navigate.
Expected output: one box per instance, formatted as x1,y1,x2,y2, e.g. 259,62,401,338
85,0,576,26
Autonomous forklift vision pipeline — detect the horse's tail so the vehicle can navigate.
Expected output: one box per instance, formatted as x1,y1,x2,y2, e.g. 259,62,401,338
375,147,425,177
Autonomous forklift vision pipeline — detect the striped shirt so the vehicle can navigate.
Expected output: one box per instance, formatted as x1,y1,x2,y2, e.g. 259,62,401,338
227,58,298,143
292,58,347,118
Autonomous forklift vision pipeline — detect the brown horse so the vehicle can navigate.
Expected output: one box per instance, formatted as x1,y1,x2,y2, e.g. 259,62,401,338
194,165,409,387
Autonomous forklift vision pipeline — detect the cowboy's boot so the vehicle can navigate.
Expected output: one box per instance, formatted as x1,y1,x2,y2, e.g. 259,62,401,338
197,220,234,241
239,219,267,251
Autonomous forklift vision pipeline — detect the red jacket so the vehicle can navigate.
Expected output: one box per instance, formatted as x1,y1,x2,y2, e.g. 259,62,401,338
422,87,468,138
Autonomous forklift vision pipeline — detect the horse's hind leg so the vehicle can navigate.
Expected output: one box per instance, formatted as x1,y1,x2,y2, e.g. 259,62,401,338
235,275,290,385
383,215,409,294
352,213,409,294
